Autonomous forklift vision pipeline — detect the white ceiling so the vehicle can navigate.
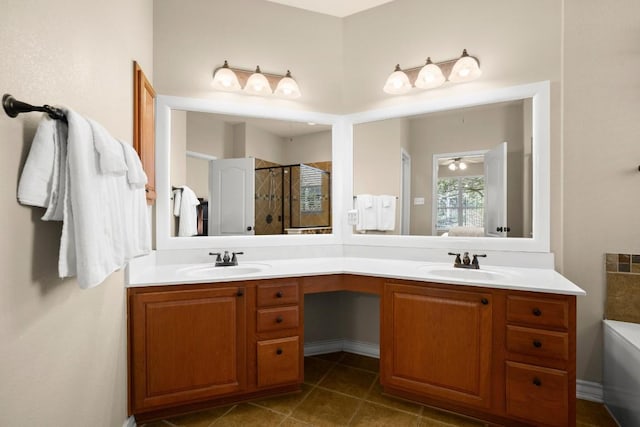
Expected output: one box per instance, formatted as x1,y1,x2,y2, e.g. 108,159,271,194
264,0,394,18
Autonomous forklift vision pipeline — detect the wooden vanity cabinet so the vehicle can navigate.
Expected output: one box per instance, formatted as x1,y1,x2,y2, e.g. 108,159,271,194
381,280,576,427
129,285,247,412
381,281,494,409
128,279,303,420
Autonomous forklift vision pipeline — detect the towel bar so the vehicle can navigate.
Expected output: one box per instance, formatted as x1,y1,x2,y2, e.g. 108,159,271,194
2,94,67,123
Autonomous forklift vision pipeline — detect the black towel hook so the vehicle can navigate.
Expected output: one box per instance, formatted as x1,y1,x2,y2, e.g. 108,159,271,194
2,94,67,122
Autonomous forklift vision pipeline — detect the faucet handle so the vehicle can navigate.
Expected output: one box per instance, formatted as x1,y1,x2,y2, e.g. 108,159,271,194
209,252,222,262
448,252,462,265
472,254,487,267
231,251,244,265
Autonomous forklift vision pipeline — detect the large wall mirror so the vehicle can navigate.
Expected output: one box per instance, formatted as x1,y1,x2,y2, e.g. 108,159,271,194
344,81,550,252
156,96,345,250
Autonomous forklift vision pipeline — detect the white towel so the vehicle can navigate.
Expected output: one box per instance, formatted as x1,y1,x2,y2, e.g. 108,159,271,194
88,119,128,176
376,195,396,231
119,140,147,189
18,111,150,288
17,116,67,222
175,185,200,237
355,194,377,231
173,190,182,217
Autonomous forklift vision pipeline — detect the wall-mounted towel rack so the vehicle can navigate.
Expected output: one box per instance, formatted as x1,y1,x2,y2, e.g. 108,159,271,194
2,94,67,123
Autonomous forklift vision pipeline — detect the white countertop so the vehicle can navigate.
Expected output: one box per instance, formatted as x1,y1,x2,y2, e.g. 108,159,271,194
127,256,586,296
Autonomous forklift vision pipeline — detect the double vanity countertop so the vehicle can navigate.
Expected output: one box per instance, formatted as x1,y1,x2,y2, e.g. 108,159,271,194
127,256,586,296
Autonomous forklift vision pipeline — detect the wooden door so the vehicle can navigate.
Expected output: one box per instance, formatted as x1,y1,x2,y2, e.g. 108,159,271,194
381,282,493,409
130,286,246,411
133,61,156,205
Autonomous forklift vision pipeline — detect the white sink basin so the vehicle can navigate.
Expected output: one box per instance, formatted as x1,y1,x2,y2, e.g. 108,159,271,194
419,265,511,282
177,263,270,279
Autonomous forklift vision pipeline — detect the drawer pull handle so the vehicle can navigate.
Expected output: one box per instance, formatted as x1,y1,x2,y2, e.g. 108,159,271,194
276,291,284,298
237,289,244,297
481,298,489,305
533,340,542,348
532,308,542,316
276,348,283,355
276,316,283,323
532,377,542,387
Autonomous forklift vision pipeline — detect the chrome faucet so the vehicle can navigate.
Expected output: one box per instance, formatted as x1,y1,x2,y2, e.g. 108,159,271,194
448,252,486,269
209,250,244,267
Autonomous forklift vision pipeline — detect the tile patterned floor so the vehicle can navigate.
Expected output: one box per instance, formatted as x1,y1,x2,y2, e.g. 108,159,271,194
140,352,619,427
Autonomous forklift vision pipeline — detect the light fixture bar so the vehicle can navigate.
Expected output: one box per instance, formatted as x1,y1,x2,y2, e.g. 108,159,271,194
212,62,299,96
402,55,479,86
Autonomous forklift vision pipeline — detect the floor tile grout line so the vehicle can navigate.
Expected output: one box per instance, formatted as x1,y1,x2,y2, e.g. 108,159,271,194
345,372,379,426
210,404,238,426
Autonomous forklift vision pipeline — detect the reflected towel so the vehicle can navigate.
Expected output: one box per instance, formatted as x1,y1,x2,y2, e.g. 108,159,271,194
376,195,396,231
175,185,200,237
355,194,377,231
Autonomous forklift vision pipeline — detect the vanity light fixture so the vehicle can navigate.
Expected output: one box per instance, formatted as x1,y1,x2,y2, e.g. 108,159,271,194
383,49,481,95
212,61,302,99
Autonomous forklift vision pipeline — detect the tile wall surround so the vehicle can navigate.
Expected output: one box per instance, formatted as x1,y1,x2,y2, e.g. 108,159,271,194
605,253,640,323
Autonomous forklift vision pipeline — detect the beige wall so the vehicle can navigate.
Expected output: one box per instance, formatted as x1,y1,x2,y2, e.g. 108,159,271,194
563,0,640,383
283,130,332,165
245,124,287,164
153,0,344,113
0,1,153,427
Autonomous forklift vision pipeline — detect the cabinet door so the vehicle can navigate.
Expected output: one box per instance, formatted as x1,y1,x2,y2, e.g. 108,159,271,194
131,286,246,411
382,283,493,409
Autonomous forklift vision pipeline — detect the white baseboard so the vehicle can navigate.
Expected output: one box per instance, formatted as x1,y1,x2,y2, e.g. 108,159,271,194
123,415,136,427
304,339,379,358
576,379,603,402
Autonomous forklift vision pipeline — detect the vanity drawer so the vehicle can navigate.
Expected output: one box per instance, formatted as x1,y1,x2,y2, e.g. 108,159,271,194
257,281,299,307
257,306,299,332
257,336,300,387
506,361,568,427
506,325,568,361
507,295,568,330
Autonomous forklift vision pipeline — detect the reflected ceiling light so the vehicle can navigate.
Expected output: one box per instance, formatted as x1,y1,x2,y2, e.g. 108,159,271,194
211,61,302,99
415,57,445,90
383,64,412,95
448,158,467,171
383,49,481,95
274,70,302,99
211,60,241,91
449,49,482,83
244,66,272,95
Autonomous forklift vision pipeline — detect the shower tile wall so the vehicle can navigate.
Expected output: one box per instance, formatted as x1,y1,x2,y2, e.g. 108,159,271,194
255,159,283,235
605,253,640,324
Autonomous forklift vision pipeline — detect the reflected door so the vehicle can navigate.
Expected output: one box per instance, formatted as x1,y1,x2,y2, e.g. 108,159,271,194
209,158,255,235
484,142,507,237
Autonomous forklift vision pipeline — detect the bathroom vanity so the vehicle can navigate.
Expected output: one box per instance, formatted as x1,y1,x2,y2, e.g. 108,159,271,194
127,258,582,426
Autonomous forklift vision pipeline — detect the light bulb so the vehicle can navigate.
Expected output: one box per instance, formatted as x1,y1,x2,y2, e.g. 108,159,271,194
448,163,457,171
244,66,272,95
275,70,301,99
212,60,241,91
415,58,445,90
459,161,467,170
383,64,412,95
449,49,482,83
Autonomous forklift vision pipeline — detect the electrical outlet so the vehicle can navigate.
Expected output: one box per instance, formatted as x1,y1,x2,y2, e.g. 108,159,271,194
347,209,358,225
414,197,425,205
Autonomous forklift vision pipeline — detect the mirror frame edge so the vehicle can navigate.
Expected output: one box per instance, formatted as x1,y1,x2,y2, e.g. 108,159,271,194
155,94,346,250
343,80,551,253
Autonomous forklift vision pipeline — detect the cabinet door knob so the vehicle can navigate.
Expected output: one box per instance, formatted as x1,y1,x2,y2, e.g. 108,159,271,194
481,298,489,305
532,377,542,387
533,340,542,348
236,289,244,297
276,348,283,355
532,308,542,316
276,291,283,298
276,315,283,323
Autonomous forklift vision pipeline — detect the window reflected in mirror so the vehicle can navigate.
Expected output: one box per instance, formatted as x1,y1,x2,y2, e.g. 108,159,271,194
353,99,533,238
170,110,332,237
